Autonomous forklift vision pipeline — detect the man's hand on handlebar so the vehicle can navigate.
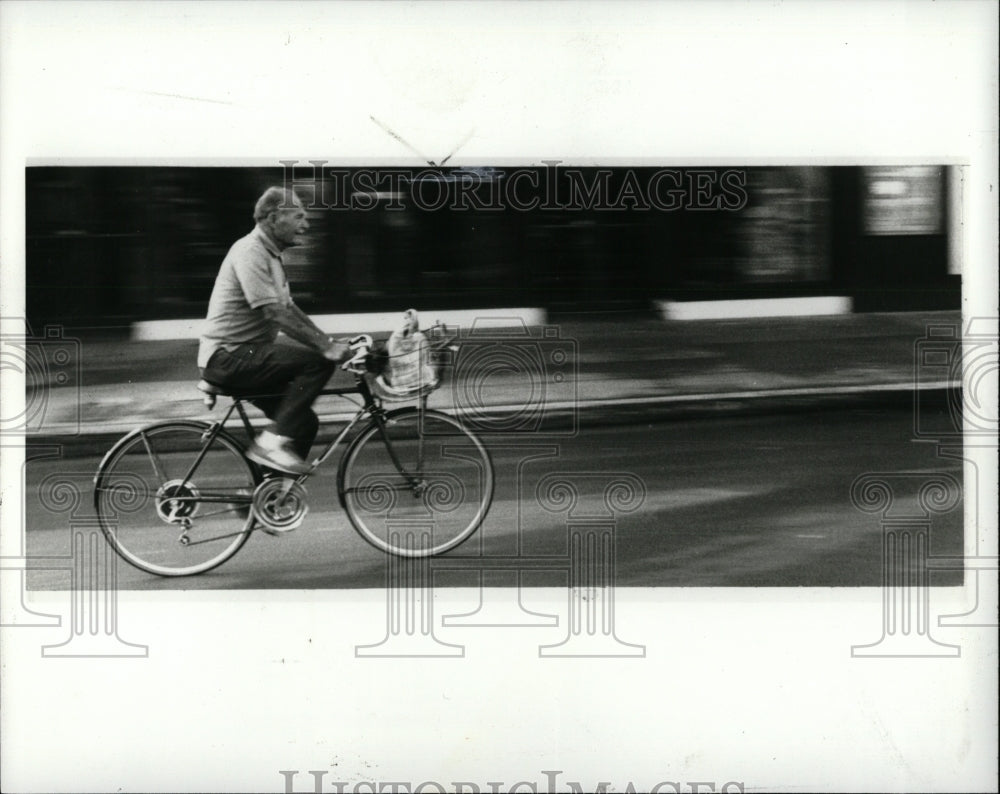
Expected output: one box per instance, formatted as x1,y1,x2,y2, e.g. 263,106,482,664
322,337,350,363
336,334,374,371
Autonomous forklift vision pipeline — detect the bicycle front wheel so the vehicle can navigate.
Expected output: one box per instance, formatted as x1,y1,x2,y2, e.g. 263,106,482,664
94,421,260,576
338,407,494,556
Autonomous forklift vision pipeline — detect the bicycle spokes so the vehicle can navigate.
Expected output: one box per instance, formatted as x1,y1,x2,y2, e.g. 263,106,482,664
95,422,257,576
339,408,494,557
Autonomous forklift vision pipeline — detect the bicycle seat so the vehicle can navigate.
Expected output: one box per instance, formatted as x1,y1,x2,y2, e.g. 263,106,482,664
197,379,229,396
197,379,230,408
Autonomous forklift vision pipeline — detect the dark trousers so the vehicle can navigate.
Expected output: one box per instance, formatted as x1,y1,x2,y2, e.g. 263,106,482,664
202,343,336,459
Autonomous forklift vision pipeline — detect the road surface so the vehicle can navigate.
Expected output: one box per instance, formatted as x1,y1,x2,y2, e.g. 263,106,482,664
22,407,963,589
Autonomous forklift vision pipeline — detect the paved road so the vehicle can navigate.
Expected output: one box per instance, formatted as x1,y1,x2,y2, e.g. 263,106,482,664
23,407,963,589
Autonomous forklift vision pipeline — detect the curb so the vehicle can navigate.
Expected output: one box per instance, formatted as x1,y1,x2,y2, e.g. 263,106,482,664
132,308,548,341
655,296,853,321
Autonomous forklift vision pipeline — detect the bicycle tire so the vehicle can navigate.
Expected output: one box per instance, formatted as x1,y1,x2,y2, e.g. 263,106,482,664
94,420,260,576
337,407,494,557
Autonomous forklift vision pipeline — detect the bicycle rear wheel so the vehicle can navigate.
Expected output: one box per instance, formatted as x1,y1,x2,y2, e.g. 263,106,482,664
94,421,259,576
338,407,494,557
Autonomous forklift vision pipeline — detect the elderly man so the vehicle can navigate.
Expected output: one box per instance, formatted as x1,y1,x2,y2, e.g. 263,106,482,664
198,186,346,475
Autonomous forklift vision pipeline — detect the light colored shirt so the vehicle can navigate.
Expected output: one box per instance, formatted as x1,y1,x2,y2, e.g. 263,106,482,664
198,225,292,368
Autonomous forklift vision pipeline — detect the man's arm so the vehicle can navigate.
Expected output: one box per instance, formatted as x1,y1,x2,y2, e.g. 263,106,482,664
261,303,347,361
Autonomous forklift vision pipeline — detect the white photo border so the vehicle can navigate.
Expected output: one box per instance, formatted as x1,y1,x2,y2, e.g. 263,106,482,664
2,2,997,792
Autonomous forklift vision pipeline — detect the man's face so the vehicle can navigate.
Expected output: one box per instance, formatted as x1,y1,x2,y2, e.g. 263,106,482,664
269,199,309,247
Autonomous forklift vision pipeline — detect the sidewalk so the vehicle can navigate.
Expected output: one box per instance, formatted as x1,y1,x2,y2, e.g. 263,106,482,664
25,310,961,441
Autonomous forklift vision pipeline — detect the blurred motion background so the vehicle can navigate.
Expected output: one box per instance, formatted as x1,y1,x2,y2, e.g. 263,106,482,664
25,164,960,333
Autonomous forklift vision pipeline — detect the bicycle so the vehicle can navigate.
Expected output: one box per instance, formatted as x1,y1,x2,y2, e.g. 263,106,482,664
92,326,495,576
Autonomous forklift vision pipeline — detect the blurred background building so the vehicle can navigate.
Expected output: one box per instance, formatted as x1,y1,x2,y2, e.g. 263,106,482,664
25,164,960,332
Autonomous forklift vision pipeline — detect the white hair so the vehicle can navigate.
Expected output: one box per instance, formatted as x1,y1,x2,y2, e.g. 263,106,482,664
253,186,301,222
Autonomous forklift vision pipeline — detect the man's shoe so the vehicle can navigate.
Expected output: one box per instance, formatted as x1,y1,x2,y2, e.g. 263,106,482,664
246,431,311,475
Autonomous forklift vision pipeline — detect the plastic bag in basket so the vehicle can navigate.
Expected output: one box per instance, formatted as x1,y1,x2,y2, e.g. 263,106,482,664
380,309,438,397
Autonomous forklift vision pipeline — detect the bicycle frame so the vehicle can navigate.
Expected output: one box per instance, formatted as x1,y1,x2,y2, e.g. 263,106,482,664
190,374,424,491
179,324,459,517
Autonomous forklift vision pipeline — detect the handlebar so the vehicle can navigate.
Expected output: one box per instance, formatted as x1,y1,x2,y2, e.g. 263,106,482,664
340,334,373,373
339,325,458,375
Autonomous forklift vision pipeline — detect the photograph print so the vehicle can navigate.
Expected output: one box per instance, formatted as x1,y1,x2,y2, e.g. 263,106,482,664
20,162,966,593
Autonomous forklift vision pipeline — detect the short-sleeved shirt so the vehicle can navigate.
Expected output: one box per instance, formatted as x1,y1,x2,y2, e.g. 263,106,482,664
198,225,292,368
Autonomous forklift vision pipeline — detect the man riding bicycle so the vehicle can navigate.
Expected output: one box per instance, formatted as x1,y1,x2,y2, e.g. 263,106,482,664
198,186,347,475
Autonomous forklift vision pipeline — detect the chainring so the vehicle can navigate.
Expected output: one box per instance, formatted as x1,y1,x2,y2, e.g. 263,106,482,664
251,477,308,535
